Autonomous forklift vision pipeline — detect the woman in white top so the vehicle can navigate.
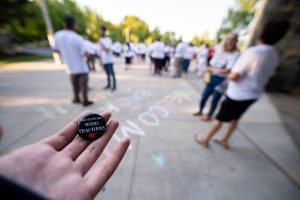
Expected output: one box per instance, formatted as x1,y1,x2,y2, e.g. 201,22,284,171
193,33,240,120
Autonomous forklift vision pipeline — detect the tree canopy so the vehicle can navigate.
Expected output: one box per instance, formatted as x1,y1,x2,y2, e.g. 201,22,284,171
216,0,258,42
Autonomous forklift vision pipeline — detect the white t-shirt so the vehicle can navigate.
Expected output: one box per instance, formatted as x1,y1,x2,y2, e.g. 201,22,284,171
112,42,122,54
123,44,134,58
209,47,240,77
174,42,187,58
54,30,89,74
184,45,197,59
226,44,279,100
135,43,147,54
150,41,165,59
99,36,113,64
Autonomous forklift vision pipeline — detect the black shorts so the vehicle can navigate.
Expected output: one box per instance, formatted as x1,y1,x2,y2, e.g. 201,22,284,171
216,96,256,122
125,57,132,64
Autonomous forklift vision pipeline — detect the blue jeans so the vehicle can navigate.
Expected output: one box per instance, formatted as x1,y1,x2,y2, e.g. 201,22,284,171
199,75,225,117
103,63,116,89
182,59,190,73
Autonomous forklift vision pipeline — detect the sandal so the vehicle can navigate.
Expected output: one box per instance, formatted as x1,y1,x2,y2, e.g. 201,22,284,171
194,134,209,148
213,139,229,149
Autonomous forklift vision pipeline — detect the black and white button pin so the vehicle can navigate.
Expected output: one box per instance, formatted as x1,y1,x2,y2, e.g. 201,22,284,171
77,113,106,140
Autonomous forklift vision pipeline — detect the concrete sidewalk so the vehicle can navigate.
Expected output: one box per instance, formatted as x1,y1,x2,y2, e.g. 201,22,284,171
0,60,299,200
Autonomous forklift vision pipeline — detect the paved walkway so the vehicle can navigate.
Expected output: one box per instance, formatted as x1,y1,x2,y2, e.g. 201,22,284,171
0,59,299,200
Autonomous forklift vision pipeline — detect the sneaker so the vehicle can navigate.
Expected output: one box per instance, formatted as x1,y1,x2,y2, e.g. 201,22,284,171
111,87,116,92
103,86,110,90
83,101,94,107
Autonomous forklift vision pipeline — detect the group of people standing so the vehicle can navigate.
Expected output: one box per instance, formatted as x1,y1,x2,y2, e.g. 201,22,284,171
53,16,289,156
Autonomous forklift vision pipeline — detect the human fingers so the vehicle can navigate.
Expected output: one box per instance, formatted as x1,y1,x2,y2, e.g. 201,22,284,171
86,137,130,198
75,120,119,175
39,111,92,151
62,111,111,160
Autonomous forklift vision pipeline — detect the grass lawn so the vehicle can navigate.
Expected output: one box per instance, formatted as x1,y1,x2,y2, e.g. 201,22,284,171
0,54,52,67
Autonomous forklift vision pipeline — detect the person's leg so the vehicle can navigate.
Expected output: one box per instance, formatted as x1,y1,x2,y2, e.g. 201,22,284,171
158,58,163,75
199,83,215,114
182,59,187,73
185,59,190,73
173,58,179,77
154,59,159,75
109,64,116,90
103,64,110,89
79,73,88,103
217,120,238,146
178,58,183,77
69,74,80,102
195,119,223,145
207,90,223,117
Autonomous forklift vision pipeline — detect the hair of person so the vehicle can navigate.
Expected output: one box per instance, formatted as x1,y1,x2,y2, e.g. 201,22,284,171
100,26,107,32
63,16,76,29
223,32,238,52
259,20,290,45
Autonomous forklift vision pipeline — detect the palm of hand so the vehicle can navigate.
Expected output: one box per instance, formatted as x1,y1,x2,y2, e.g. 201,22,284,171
0,111,130,200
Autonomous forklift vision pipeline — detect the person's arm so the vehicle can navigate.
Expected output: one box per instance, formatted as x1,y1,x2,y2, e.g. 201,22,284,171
226,50,250,82
100,38,112,53
228,72,240,81
0,111,130,200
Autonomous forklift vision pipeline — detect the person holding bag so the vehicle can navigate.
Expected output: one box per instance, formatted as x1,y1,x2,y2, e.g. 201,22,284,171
193,33,240,121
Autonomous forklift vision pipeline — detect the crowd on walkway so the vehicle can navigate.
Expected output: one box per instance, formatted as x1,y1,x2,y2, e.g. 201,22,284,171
52,15,290,149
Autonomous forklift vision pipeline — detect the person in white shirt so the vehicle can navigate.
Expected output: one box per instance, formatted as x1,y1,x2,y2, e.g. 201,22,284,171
193,33,240,121
99,26,116,91
163,44,173,72
84,39,97,72
53,16,93,107
149,38,165,75
183,43,197,73
173,40,187,78
197,44,209,77
195,20,289,148
123,42,135,71
112,41,122,57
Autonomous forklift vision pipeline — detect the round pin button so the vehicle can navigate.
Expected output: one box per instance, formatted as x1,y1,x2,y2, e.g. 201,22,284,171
77,113,106,140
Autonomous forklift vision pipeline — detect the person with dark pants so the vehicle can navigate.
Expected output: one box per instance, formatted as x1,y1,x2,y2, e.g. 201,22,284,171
69,73,89,104
103,63,116,89
149,37,165,76
173,40,186,78
182,43,195,73
54,16,93,107
199,75,224,117
193,33,240,120
99,26,116,91
195,20,289,148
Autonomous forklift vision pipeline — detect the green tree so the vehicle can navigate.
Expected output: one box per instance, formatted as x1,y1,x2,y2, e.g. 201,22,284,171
216,0,258,42
161,31,176,45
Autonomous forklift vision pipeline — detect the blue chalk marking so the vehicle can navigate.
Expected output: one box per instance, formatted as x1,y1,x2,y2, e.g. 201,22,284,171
152,153,166,168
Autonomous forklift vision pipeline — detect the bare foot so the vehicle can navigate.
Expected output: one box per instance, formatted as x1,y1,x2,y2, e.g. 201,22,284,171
192,111,201,116
201,115,211,121
213,139,229,149
194,134,209,147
